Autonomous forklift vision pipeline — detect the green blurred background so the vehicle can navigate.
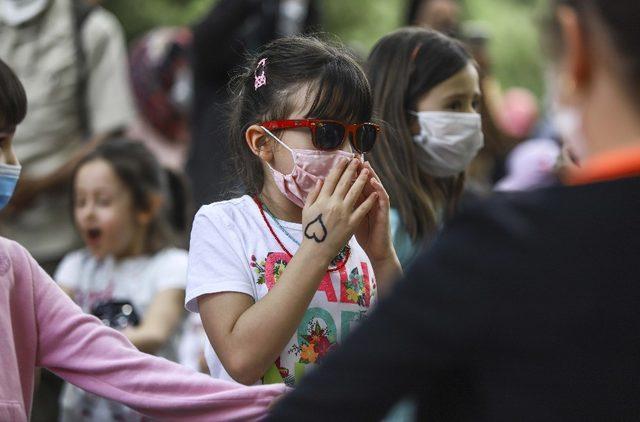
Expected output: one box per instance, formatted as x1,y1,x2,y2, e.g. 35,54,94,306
104,0,548,97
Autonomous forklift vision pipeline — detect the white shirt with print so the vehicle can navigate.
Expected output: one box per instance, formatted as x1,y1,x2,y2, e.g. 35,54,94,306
186,195,377,386
55,247,188,422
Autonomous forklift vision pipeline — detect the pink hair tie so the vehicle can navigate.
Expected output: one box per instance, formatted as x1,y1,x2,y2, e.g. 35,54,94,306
254,58,267,90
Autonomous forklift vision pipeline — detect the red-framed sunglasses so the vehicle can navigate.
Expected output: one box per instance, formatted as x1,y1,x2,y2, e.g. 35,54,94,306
260,119,381,154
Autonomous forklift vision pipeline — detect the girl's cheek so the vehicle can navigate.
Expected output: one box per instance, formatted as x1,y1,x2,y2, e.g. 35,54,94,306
273,149,295,174
96,208,120,234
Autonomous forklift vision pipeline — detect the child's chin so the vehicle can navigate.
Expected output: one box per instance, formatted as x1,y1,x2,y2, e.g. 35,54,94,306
88,246,107,260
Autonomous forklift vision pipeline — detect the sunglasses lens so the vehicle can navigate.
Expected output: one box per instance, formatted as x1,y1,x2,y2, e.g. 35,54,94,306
315,123,345,150
355,124,378,153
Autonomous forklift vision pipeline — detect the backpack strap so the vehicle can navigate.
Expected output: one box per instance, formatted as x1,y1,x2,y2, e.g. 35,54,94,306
71,0,96,140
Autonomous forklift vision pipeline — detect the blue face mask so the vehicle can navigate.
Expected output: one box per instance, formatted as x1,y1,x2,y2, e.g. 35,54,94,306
0,164,21,209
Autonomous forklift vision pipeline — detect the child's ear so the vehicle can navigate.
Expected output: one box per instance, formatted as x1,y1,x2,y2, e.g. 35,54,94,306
245,124,274,162
137,194,164,226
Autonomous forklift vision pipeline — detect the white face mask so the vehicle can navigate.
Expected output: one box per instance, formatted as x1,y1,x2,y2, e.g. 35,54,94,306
0,163,21,210
410,111,484,177
0,0,50,26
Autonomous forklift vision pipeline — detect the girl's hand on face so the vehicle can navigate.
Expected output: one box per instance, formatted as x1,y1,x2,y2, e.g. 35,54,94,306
301,157,378,264
354,162,399,266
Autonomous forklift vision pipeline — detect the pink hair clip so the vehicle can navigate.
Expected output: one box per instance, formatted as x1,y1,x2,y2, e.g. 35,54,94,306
254,58,267,91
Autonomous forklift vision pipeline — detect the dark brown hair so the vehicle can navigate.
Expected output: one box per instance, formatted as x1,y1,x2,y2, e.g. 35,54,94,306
0,58,27,131
71,138,177,254
366,27,471,243
546,0,640,110
228,35,373,196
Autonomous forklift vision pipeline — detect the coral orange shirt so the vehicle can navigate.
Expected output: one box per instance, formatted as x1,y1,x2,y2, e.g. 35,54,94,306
566,145,640,186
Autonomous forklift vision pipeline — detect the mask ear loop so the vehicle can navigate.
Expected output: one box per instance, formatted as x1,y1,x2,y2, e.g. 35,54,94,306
261,126,294,154
260,126,297,176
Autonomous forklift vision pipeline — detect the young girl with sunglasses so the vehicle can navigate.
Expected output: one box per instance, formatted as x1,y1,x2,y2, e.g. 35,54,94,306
186,36,402,387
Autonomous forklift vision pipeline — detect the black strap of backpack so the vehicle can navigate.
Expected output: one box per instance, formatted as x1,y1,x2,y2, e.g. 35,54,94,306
71,0,96,140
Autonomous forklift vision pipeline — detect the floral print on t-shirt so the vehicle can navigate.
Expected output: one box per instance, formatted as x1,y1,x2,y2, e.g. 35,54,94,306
250,250,375,386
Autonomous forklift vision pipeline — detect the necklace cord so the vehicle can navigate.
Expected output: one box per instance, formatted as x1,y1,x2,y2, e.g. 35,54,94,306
253,196,350,272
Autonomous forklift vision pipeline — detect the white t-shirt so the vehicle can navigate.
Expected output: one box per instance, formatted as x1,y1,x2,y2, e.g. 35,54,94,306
55,247,188,422
186,195,377,387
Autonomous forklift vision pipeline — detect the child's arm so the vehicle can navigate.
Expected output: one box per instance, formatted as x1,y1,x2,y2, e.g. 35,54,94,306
122,288,185,354
197,158,379,385
27,248,286,421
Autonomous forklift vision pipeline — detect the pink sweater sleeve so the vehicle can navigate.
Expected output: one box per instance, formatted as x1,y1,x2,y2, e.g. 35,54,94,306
28,250,286,421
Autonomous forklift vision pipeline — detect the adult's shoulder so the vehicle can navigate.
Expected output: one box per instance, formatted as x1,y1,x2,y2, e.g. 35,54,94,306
420,187,570,277
455,178,639,244
450,189,550,242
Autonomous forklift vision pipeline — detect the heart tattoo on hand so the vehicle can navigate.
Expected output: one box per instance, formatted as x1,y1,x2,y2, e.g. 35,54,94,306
304,214,328,243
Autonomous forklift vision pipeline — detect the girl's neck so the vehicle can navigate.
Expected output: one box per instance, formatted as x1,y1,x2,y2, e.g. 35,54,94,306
259,181,303,223
114,225,149,261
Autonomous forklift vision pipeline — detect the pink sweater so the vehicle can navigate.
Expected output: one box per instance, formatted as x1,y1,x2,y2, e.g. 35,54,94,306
0,237,286,421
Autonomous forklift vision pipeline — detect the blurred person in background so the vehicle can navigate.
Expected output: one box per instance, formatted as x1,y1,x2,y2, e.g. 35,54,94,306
127,26,194,243
56,139,189,421
366,27,483,267
128,27,193,174
187,0,320,208
407,0,461,38
0,1,134,419
409,1,522,194
270,0,640,419
0,0,134,272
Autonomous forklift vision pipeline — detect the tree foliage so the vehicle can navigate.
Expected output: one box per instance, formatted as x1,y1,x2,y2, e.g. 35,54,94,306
104,0,547,96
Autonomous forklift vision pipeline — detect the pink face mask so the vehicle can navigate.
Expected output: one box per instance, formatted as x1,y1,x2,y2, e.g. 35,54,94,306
261,126,355,208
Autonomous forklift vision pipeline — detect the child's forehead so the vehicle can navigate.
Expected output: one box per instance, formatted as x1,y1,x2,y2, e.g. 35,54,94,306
75,160,124,190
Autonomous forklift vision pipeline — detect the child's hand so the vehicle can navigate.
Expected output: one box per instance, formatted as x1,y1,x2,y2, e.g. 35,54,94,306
354,162,398,266
300,157,378,264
